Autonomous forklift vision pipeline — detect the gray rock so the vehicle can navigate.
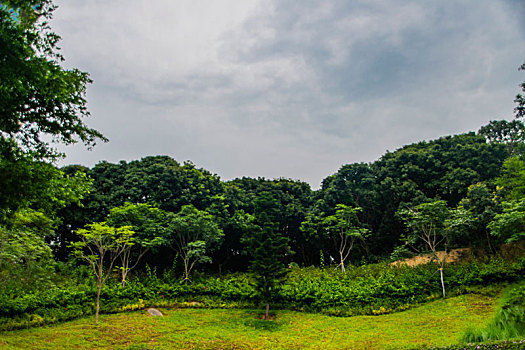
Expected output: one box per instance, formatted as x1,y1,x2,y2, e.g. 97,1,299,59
147,308,163,316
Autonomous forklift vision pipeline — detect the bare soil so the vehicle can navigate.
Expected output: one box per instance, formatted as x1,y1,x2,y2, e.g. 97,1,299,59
392,248,471,267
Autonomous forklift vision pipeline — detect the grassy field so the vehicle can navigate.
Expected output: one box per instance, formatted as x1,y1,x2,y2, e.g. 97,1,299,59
0,293,497,350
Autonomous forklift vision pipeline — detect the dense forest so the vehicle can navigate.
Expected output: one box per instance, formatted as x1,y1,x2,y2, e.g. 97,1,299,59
2,122,524,284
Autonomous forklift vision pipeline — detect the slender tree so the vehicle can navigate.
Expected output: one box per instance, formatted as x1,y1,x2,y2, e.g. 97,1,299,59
323,204,368,272
167,205,223,281
513,61,525,120
70,222,134,324
242,217,291,320
397,201,469,297
301,204,368,271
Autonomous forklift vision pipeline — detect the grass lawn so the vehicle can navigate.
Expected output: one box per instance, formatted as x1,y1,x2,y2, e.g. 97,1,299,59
0,293,497,350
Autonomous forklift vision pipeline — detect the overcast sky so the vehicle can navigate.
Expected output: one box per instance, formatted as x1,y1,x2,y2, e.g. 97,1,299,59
53,0,525,188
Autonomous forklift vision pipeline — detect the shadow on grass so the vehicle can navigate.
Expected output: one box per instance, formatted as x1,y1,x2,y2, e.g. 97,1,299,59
125,345,164,350
236,309,283,331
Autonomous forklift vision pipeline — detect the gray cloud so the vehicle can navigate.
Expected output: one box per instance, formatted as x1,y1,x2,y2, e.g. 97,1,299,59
54,0,525,188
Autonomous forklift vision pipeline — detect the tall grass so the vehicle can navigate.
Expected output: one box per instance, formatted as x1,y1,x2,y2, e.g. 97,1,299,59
462,281,525,342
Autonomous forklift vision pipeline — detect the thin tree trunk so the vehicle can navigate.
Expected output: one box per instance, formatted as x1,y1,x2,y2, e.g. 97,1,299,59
95,282,101,325
485,229,494,254
184,259,190,283
439,267,446,298
121,270,128,288
265,302,269,320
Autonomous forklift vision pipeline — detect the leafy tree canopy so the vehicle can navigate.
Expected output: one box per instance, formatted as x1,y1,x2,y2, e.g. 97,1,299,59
488,199,525,243
0,0,106,159
166,205,223,281
514,61,525,120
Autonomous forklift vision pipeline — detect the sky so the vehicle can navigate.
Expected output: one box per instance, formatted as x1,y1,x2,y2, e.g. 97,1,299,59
53,0,525,189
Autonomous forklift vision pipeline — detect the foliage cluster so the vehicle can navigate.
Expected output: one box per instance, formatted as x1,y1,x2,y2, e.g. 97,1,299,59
0,256,522,331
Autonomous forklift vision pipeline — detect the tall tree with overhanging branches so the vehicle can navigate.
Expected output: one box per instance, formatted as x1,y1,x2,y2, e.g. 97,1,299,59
0,0,106,160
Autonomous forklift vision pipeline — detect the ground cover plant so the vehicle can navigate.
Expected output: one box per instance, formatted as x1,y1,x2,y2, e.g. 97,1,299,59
0,293,503,349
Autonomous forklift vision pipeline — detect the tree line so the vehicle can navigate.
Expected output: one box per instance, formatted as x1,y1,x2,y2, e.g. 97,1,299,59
49,126,522,274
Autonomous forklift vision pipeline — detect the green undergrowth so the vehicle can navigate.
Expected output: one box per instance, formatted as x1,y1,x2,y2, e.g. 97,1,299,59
0,255,522,331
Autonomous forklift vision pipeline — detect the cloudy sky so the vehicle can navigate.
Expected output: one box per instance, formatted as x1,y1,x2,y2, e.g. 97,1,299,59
53,0,525,188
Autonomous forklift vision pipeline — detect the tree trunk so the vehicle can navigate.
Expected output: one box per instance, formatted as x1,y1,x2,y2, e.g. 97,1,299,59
121,270,128,288
339,251,345,272
95,282,101,325
439,268,446,298
485,229,494,254
265,302,269,320
184,260,190,283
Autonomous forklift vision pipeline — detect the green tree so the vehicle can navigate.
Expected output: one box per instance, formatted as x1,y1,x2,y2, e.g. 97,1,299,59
496,156,525,201
397,200,457,297
242,218,291,320
322,204,368,272
457,183,501,252
70,222,134,324
478,120,525,157
488,200,525,243
106,203,168,287
225,177,313,267
0,147,91,221
166,205,223,281
0,0,106,159
0,209,54,290
301,202,368,270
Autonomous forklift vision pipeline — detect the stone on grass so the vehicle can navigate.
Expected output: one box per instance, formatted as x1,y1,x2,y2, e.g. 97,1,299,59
147,308,163,316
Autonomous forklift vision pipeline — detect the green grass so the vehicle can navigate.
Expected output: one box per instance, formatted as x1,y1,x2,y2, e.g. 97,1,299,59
462,282,525,343
0,293,497,350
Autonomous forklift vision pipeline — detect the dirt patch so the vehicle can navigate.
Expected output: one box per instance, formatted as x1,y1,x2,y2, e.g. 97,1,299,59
258,314,276,320
499,240,525,260
393,241,525,267
392,248,471,267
